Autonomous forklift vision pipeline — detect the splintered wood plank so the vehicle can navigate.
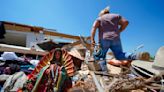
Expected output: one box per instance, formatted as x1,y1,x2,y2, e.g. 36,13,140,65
90,71,104,92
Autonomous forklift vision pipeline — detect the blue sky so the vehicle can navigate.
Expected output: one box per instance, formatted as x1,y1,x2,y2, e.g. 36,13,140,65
0,0,164,56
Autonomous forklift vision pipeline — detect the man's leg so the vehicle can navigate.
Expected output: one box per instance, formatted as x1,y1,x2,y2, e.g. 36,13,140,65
110,38,133,60
100,39,111,60
93,39,110,60
110,38,144,60
98,40,111,71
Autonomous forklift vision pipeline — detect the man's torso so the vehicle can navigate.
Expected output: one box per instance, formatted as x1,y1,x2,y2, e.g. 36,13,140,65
97,13,121,40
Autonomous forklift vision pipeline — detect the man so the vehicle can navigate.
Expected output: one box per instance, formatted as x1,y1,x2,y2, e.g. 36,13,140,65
91,6,149,64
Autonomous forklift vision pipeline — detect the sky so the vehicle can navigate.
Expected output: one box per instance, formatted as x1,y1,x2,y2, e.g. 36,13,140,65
0,0,164,56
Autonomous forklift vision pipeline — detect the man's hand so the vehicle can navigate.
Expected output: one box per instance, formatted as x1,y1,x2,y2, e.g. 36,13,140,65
118,17,129,33
91,40,95,45
91,41,95,51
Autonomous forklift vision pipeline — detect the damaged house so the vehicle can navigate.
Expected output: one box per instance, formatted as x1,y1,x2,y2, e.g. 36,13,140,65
0,21,163,92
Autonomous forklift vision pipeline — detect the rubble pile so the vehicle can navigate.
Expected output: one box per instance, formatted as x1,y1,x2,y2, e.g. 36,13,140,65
0,48,164,92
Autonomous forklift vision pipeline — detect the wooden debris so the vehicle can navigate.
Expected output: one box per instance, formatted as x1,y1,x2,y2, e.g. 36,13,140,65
90,71,104,92
94,71,119,77
107,64,122,74
108,77,145,92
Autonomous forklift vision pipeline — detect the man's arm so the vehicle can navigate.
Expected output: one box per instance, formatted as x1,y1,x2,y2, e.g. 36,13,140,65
91,20,100,46
118,17,129,33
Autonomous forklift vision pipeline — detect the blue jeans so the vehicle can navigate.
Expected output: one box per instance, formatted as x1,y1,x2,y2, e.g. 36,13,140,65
95,38,135,60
